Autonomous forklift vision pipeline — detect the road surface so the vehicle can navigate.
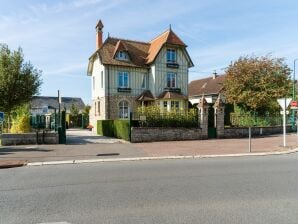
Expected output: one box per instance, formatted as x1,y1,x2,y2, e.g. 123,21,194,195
1,154,298,223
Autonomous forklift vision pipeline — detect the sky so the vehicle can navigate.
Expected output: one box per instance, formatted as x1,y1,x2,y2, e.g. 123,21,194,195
0,0,298,105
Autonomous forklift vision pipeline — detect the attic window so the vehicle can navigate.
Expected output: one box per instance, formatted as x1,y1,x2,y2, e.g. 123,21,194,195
116,51,129,61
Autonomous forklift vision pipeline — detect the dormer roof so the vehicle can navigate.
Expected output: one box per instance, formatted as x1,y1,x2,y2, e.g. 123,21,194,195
113,40,129,58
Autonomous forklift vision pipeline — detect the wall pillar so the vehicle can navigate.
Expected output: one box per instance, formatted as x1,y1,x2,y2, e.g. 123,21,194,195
213,95,225,138
197,96,209,139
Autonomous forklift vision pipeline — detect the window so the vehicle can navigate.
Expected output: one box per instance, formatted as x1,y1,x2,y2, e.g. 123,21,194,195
141,73,148,89
93,76,95,90
119,100,129,119
167,72,176,88
167,49,176,63
163,101,168,112
94,102,97,115
171,101,179,111
117,51,129,60
101,71,103,88
97,101,100,115
118,72,129,88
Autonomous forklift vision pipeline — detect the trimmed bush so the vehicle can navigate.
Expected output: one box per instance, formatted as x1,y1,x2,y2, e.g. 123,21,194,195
113,120,130,141
97,120,114,137
97,119,131,141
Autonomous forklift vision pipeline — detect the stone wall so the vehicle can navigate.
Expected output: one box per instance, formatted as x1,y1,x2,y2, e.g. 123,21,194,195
131,127,203,143
1,132,58,146
223,126,292,138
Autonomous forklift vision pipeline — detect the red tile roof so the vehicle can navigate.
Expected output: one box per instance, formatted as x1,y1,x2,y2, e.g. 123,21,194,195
89,28,192,68
189,75,226,97
157,91,188,100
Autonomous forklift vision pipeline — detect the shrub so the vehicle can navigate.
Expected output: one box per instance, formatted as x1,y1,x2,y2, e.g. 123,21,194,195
97,120,114,137
97,120,131,141
135,106,198,128
113,120,130,141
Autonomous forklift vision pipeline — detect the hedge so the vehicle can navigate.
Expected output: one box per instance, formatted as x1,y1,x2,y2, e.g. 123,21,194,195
97,120,130,141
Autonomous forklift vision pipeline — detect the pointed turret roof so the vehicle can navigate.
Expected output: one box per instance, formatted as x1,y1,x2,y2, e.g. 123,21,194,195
146,29,186,64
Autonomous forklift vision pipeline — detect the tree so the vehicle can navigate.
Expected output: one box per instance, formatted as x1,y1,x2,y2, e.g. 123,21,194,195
0,44,42,127
223,55,292,114
82,105,91,116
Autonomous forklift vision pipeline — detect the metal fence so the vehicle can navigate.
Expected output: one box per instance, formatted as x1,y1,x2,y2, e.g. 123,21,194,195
229,113,290,127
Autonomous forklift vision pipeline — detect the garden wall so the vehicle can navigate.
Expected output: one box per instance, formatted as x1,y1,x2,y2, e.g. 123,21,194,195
1,132,58,146
223,125,292,138
131,127,204,143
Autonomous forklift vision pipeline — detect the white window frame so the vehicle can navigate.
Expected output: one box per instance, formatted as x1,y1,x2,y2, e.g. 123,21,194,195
101,71,103,88
118,71,129,88
167,72,177,88
93,76,95,90
117,51,129,60
167,49,177,63
171,101,180,111
141,73,149,89
119,100,129,119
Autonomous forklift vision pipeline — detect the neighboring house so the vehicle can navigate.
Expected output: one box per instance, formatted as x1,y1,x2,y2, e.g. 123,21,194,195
87,20,193,130
188,74,226,105
30,96,85,128
30,96,85,115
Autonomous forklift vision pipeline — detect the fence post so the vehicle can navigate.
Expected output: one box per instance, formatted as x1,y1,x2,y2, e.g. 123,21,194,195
129,112,132,142
248,127,251,153
197,96,209,139
213,95,225,138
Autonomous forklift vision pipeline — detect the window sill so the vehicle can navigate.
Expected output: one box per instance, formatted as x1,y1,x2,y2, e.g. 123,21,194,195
166,63,179,69
117,87,131,93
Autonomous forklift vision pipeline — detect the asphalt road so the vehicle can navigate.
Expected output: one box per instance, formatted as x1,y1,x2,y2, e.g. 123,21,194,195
1,154,298,224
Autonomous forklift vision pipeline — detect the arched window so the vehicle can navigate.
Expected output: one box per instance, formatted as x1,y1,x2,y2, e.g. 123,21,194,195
119,100,129,119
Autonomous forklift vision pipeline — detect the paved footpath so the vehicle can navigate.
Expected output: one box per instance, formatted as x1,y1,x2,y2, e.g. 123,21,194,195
1,129,298,166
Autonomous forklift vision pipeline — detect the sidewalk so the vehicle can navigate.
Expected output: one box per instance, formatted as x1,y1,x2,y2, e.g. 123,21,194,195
0,130,298,166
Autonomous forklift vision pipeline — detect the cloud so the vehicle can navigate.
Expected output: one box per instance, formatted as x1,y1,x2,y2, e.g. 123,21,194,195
44,63,87,77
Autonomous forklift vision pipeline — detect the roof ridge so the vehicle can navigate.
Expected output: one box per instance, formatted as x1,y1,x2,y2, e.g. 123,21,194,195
149,29,170,43
108,36,150,45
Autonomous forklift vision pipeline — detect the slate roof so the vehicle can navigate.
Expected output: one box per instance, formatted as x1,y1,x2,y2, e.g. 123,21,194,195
189,75,226,97
88,28,193,72
30,96,85,111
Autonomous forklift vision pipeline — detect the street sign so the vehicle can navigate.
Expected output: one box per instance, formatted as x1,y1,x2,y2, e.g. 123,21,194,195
0,112,4,122
277,98,292,110
277,98,292,147
291,101,298,107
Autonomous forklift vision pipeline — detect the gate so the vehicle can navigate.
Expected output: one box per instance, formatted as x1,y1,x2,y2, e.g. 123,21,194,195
208,106,217,138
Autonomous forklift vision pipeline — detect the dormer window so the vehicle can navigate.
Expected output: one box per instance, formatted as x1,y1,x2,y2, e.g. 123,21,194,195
167,49,176,63
116,51,129,61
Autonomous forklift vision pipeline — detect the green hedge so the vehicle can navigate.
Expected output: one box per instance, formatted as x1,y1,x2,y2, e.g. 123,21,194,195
97,120,130,141
97,120,114,137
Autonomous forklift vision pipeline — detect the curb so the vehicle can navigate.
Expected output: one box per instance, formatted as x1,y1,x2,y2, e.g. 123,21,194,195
27,148,298,167
0,160,27,169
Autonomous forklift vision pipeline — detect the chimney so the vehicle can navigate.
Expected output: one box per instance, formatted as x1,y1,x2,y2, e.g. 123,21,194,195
212,70,218,79
96,20,104,50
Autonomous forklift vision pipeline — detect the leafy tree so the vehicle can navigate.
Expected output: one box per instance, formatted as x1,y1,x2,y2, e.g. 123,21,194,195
223,55,292,115
70,102,79,117
82,105,91,116
0,44,42,128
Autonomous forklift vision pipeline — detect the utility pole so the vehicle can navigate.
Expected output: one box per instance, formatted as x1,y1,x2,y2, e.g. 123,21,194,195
292,59,298,130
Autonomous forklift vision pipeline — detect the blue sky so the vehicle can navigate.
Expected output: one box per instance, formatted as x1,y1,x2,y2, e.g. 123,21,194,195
1,0,298,104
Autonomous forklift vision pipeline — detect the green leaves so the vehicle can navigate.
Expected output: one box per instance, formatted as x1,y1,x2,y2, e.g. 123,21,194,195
223,55,291,114
0,44,42,114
